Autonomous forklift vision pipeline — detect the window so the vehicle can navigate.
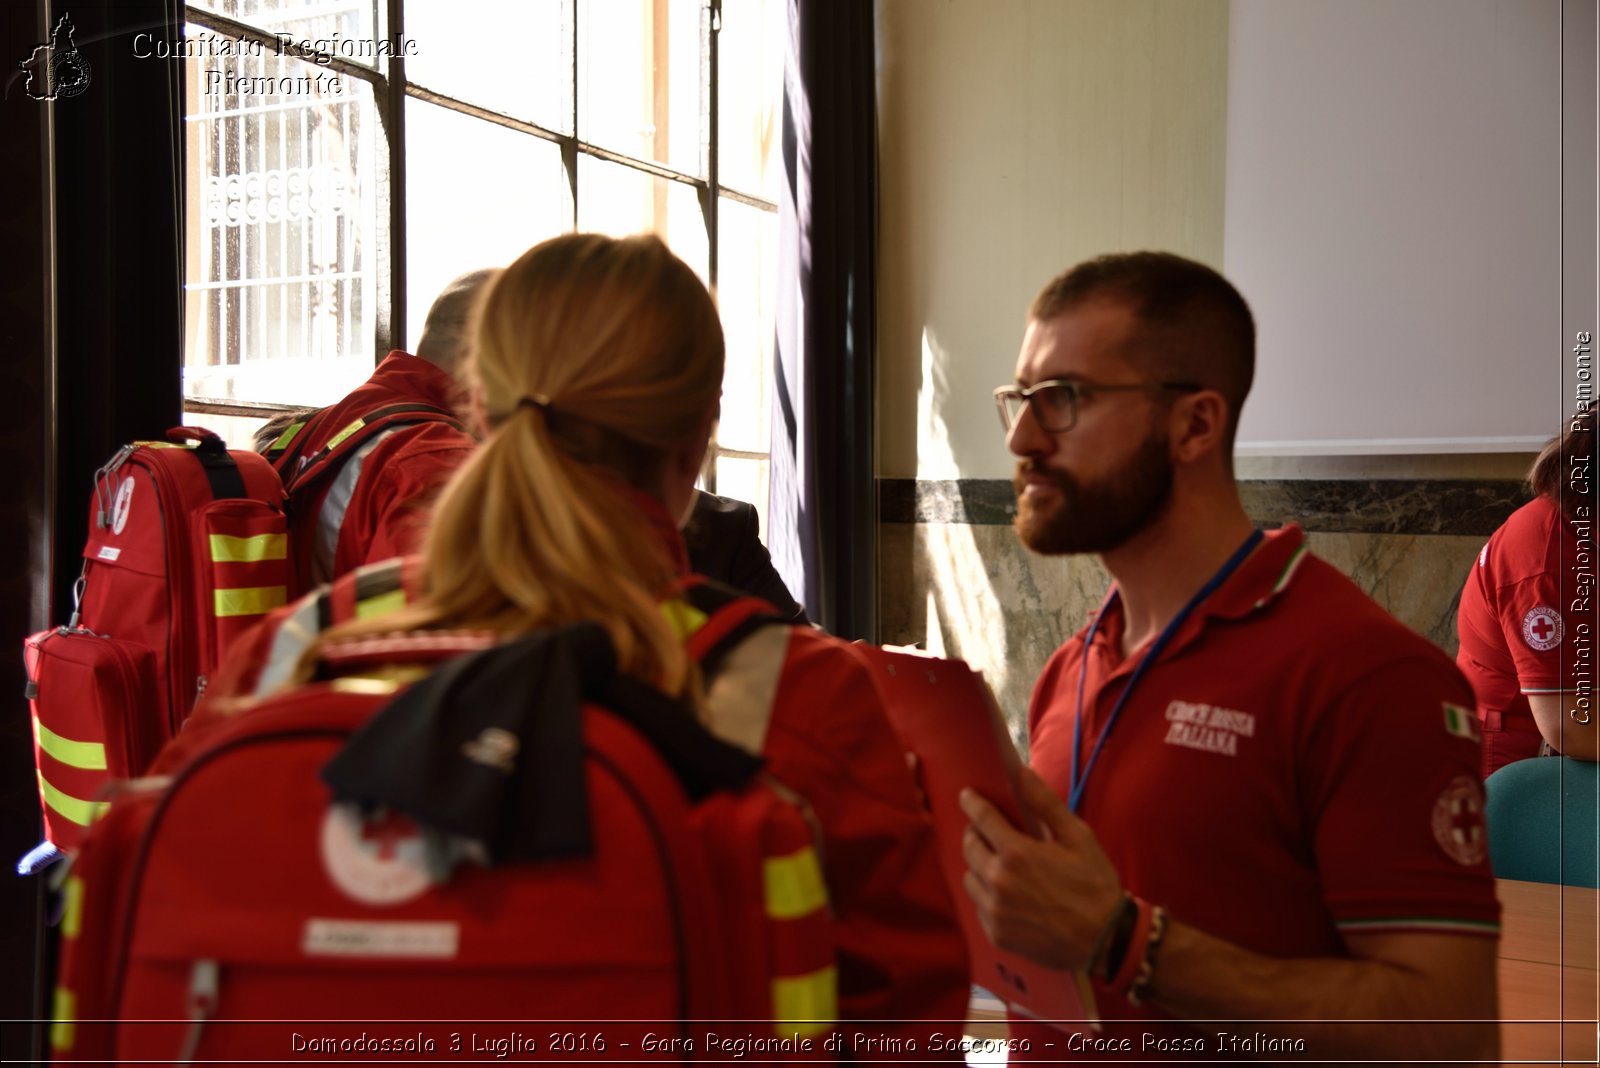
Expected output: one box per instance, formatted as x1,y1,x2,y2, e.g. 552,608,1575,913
180,0,784,530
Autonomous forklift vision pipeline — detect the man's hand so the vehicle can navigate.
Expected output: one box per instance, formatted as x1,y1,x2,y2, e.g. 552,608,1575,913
959,767,1124,971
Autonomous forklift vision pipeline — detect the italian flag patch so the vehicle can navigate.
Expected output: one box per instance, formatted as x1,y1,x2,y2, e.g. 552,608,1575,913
1442,702,1482,743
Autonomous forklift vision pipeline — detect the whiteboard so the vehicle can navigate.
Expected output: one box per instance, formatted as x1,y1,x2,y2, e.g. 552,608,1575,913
1224,0,1571,456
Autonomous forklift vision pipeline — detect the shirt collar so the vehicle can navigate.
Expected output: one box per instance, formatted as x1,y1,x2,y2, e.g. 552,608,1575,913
1085,524,1310,655
1203,523,1310,621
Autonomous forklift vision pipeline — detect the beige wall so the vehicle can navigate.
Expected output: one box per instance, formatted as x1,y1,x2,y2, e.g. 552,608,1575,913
876,0,1230,482
871,0,1549,713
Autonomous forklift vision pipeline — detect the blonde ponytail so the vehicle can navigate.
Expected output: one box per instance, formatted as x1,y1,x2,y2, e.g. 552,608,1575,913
294,233,724,700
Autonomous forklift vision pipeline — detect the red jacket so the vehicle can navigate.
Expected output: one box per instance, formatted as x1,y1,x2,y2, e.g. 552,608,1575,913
282,351,475,589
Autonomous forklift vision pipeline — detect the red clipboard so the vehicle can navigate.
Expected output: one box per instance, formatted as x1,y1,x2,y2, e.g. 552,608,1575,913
858,645,1100,1032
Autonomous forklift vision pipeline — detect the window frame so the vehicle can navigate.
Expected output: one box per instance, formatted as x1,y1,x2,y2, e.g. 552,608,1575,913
180,0,778,495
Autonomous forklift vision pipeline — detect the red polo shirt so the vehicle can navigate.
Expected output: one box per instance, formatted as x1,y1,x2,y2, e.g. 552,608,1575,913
1028,525,1498,1039
1456,495,1588,775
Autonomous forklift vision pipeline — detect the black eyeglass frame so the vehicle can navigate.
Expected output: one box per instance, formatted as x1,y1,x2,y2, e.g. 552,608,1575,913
993,379,1204,433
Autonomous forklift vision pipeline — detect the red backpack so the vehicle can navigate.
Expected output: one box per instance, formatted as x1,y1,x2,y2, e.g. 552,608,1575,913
50,614,839,1063
23,428,288,857
263,400,464,595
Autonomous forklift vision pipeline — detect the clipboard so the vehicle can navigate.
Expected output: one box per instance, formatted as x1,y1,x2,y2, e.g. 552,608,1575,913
858,645,1100,1032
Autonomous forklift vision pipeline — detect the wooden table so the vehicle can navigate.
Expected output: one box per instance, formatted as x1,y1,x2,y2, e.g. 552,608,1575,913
1496,878,1597,1064
962,881,1599,1063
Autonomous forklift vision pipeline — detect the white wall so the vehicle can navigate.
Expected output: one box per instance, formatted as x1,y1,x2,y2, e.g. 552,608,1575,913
877,0,1587,477
1225,0,1564,456
876,0,1229,480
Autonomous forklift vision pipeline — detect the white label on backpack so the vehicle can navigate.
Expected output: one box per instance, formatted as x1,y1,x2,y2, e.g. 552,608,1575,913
302,919,459,959
97,546,121,561
319,803,432,906
111,477,134,535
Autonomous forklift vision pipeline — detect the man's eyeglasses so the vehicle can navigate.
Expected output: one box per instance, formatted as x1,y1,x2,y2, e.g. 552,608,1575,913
993,379,1203,433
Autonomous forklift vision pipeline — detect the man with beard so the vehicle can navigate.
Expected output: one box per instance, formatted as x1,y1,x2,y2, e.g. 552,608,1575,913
959,252,1499,1061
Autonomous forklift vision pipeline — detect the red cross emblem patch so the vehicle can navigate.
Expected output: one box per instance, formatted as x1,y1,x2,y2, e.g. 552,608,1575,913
320,803,431,905
1431,776,1488,867
1521,605,1562,652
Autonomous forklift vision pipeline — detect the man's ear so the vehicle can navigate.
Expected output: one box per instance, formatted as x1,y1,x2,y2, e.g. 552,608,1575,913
1169,390,1231,466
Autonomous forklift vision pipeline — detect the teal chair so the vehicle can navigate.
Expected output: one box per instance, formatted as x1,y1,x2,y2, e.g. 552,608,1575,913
1484,757,1599,888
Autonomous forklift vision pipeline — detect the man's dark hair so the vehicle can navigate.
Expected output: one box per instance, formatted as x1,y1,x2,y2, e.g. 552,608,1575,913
1529,403,1598,524
1031,251,1256,455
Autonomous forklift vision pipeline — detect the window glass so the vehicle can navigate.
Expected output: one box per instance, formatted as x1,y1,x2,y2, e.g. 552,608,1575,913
182,0,781,484
405,98,572,353
714,454,769,537
182,35,378,408
406,0,572,129
577,155,708,281
714,196,776,453
716,0,783,201
577,0,704,175
186,0,380,65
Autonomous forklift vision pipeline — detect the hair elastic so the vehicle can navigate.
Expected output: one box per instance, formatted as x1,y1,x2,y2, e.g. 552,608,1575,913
517,394,552,415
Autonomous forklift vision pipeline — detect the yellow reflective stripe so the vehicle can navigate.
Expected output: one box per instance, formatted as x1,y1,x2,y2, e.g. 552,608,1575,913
33,719,107,771
133,441,187,449
771,966,837,1037
37,773,109,827
270,421,307,452
324,418,368,451
51,987,75,1052
61,876,84,940
208,532,288,563
214,586,288,618
661,600,708,641
764,846,828,920
355,588,407,620
331,676,405,695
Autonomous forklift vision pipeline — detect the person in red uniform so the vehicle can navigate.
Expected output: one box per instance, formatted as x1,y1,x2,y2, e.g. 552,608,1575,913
960,253,1499,1061
191,234,966,1041
1457,403,1598,775
266,270,491,589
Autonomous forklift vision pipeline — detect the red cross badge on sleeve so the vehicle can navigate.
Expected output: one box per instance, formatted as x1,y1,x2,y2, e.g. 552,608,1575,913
1521,606,1562,652
1431,776,1488,867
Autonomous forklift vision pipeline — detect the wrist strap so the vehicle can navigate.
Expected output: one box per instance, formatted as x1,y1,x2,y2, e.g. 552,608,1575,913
1087,892,1131,976
1127,905,1170,1005
1095,893,1139,982
1106,896,1155,999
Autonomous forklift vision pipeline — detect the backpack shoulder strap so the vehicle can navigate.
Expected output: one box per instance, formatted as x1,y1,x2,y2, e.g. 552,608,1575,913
262,410,324,474
251,557,420,698
281,403,466,497
673,579,797,755
676,578,792,680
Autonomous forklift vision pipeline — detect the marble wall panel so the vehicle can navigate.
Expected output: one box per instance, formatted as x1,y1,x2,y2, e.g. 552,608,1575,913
1303,532,1485,655
880,521,1490,750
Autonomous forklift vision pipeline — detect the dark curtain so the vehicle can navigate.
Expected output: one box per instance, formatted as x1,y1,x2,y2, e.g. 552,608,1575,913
768,0,877,640
0,0,184,1056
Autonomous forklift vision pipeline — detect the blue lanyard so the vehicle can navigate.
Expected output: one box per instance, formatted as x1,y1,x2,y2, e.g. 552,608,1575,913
1067,529,1265,813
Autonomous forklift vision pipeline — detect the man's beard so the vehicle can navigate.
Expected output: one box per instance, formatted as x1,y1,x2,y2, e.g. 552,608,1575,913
1013,428,1175,555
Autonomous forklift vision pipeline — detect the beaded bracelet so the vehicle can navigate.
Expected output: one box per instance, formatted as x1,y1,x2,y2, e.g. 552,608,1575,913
1127,905,1170,1005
